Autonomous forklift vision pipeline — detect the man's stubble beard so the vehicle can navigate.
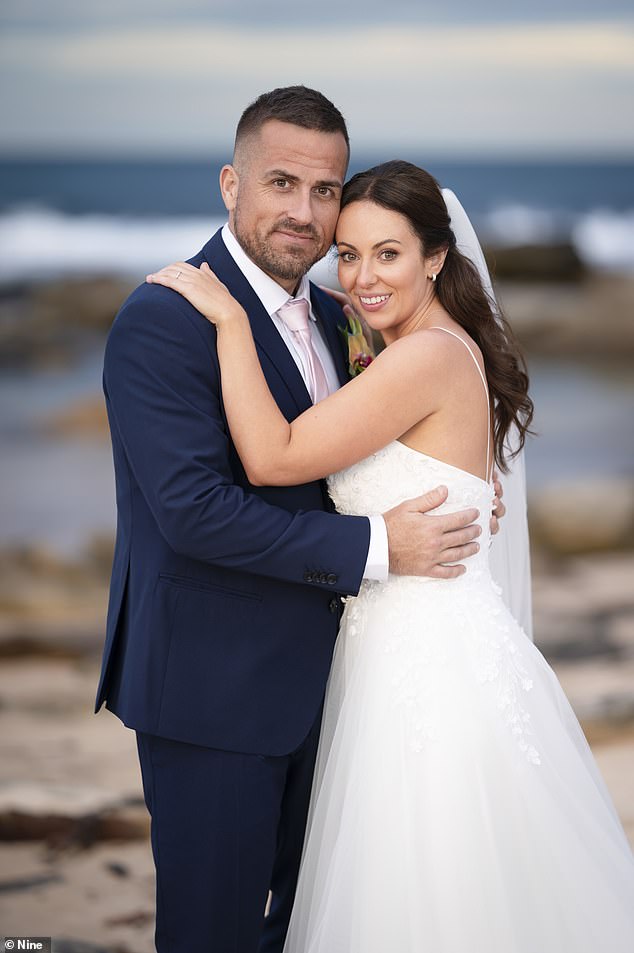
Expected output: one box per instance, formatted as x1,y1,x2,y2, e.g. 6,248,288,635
233,203,329,284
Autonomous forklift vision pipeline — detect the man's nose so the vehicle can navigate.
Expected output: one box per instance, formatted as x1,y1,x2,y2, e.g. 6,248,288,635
287,188,313,226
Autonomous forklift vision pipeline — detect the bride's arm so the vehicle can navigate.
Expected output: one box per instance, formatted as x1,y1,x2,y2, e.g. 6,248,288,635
147,261,442,486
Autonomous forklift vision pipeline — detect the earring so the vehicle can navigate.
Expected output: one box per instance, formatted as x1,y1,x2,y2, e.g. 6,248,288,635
430,273,437,283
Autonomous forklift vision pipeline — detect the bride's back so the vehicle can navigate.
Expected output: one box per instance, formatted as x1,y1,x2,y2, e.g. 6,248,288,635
398,322,492,485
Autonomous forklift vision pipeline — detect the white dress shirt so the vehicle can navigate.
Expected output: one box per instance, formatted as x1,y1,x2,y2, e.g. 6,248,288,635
221,223,388,582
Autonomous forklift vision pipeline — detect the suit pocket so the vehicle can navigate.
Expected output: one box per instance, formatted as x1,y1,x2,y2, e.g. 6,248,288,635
156,575,264,736
158,572,262,603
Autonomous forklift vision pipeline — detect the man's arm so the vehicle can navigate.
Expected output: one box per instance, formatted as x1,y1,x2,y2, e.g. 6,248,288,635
108,286,481,587
105,288,371,595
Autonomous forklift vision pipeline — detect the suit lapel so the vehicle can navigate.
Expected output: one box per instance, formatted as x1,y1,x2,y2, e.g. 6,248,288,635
200,231,313,417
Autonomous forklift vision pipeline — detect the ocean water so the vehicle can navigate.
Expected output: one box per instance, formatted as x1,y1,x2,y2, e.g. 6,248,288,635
0,157,632,553
1,157,633,280
1,348,632,555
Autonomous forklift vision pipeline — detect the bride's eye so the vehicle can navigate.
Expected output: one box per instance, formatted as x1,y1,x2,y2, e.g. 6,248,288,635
338,251,357,263
380,249,398,261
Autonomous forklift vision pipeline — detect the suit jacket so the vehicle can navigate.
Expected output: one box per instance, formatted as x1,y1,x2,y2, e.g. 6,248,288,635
95,229,371,756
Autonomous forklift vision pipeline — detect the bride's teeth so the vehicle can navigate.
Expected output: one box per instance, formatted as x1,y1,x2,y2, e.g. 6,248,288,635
361,295,389,304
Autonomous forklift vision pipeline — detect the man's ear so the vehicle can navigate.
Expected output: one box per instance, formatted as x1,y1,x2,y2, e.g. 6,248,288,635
220,165,239,212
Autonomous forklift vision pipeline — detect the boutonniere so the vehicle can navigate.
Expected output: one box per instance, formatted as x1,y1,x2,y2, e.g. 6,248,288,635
339,312,375,377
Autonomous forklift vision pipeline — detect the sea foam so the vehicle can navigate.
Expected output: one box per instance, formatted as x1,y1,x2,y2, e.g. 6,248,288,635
1,204,633,284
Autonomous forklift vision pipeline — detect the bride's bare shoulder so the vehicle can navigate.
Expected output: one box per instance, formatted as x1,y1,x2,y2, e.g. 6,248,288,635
377,324,479,376
418,324,485,370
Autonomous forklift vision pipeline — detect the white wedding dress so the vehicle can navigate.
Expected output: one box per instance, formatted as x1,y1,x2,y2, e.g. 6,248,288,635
283,331,634,953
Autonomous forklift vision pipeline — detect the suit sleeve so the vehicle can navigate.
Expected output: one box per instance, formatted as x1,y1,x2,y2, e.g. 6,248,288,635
104,289,370,595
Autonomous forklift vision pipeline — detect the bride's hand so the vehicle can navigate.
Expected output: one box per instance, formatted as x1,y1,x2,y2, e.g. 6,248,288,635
490,472,506,536
318,284,358,323
318,284,374,342
147,261,247,326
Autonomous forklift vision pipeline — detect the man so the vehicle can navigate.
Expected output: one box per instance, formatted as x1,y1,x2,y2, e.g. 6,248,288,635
96,86,491,953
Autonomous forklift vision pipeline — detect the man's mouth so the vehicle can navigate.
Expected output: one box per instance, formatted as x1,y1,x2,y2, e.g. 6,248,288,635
274,229,315,244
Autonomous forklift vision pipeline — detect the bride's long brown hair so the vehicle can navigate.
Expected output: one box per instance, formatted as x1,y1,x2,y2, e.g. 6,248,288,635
340,160,534,471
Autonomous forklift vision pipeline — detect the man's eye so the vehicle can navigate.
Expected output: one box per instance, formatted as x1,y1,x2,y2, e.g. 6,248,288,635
315,187,333,197
273,179,289,188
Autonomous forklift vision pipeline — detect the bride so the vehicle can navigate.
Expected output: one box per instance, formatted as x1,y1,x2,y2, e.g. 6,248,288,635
148,160,634,952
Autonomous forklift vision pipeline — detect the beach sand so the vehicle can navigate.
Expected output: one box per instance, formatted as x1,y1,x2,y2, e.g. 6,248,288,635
0,552,633,952
1,265,633,949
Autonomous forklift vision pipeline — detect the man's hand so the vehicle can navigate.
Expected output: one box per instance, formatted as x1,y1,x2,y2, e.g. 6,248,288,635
384,486,481,578
490,471,506,537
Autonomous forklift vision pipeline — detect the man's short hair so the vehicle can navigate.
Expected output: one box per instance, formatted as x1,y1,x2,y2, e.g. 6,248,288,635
234,85,350,159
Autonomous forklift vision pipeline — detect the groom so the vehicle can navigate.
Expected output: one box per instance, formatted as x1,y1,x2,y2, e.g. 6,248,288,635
96,86,488,953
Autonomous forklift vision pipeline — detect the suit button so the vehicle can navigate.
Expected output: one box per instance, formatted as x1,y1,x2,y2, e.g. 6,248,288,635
328,598,339,614
326,573,337,585
319,572,328,584
303,570,314,583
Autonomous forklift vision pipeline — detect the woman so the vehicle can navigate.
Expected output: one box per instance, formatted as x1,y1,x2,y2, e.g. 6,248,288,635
148,161,634,951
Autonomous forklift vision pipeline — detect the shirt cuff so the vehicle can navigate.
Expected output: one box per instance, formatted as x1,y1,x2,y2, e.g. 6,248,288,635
363,515,389,582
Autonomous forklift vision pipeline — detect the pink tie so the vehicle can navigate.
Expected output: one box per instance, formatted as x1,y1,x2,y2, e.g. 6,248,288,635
278,298,330,404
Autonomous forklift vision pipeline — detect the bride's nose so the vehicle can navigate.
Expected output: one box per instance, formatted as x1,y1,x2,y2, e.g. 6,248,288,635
356,258,378,289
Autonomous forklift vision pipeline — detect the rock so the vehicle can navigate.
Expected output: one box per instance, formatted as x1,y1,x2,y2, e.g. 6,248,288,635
52,942,121,953
0,275,133,369
497,274,634,360
0,540,111,660
0,541,111,587
531,552,634,722
0,625,104,661
0,871,64,893
0,784,149,845
30,278,134,333
530,479,634,555
485,242,586,282
104,909,153,928
41,398,109,441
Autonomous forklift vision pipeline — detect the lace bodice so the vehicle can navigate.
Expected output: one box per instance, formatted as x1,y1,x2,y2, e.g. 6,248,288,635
328,439,495,578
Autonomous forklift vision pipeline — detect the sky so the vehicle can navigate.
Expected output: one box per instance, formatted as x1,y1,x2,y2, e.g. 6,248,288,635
1,1,633,157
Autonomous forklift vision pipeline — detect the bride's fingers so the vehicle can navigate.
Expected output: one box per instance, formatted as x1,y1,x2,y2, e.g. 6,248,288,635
157,261,193,275
146,271,177,286
147,263,192,284
199,261,231,292
147,262,231,305
317,284,347,304
492,496,505,519
146,270,188,288
317,285,361,315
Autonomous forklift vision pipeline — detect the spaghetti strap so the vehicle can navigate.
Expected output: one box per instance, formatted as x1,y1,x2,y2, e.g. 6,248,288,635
428,326,492,482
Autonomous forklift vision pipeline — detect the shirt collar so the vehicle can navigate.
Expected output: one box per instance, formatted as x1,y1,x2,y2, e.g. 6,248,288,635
221,223,314,320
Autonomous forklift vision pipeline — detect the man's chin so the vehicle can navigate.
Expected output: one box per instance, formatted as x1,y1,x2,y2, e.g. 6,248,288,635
262,251,322,283
235,228,325,283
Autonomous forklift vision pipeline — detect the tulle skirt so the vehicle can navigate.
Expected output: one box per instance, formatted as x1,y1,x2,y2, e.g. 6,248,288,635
283,574,634,953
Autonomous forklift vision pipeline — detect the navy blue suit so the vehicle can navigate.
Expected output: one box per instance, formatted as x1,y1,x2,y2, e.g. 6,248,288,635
95,230,371,952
